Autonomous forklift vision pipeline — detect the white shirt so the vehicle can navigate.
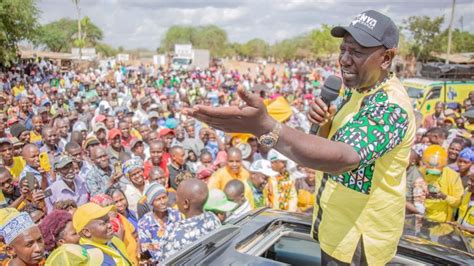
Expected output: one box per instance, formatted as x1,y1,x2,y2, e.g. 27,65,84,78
121,180,148,214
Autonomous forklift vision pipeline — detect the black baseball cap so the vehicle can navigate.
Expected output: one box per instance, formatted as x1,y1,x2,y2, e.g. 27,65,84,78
331,10,399,49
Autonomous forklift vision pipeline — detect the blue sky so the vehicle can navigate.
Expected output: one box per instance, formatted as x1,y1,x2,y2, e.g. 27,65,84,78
37,0,474,49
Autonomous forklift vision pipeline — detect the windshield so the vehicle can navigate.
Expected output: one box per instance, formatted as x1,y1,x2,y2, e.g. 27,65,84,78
406,87,424,99
173,58,192,65
403,215,470,253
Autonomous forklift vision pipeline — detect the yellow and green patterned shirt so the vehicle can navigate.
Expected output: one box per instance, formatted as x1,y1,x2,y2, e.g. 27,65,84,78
312,74,415,264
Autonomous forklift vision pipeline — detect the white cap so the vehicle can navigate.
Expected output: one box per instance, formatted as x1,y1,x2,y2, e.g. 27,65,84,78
267,149,289,162
267,149,297,174
249,159,278,177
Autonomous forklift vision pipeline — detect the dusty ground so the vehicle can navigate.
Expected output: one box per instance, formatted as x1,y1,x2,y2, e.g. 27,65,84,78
222,59,285,78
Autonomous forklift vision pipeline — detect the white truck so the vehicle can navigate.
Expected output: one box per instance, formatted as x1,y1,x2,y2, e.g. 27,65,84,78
171,44,210,71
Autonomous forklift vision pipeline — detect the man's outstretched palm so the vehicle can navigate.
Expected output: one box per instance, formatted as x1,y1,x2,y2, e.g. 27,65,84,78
184,86,275,136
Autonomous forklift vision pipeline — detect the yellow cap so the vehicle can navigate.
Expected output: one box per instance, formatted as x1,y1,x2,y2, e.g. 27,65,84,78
45,244,103,266
72,203,115,233
422,145,447,170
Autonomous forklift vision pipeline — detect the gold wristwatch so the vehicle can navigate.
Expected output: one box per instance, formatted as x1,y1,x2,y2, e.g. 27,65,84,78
257,122,282,149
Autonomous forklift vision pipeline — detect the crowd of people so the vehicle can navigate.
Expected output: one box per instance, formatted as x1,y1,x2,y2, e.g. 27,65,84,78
0,58,326,265
406,100,474,235
0,54,472,265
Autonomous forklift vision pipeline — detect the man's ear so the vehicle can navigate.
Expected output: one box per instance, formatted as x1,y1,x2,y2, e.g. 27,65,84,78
381,48,396,71
5,245,14,253
80,227,91,239
184,199,190,210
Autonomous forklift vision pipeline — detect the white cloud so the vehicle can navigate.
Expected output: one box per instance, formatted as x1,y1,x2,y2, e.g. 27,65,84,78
37,0,474,49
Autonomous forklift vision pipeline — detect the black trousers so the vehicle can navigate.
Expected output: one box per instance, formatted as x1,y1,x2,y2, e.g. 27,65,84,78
321,238,367,266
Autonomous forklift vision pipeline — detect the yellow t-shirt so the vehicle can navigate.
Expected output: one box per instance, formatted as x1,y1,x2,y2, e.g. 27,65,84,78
243,179,270,209
457,190,474,229
312,75,416,264
79,237,132,266
423,166,464,222
30,131,42,145
7,157,26,182
12,85,25,97
208,166,249,190
131,129,142,140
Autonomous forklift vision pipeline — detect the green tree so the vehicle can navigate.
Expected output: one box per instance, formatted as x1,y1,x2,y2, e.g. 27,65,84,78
397,31,412,57
241,38,269,59
95,42,117,57
161,25,229,57
436,29,474,54
161,25,195,52
403,15,444,61
0,0,39,65
35,17,103,52
34,18,76,52
192,25,228,56
79,16,103,46
309,24,340,57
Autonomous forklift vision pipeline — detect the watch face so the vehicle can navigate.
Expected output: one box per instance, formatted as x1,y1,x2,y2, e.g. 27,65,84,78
261,137,276,147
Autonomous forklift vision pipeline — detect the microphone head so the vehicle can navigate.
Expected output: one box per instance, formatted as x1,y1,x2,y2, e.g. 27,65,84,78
320,75,342,102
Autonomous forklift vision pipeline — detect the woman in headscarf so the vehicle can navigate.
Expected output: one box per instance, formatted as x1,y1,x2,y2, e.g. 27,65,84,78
121,158,148,214
454,148,474,188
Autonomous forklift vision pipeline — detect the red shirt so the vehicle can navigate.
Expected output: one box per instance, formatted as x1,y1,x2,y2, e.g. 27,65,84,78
143,152,171,181
121,136,132,148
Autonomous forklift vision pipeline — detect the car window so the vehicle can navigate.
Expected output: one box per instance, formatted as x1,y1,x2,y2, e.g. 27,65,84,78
403,215,469,253
406,87,424,99
425,86,442,100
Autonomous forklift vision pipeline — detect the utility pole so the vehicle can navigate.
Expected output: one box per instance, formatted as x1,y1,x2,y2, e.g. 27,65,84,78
446,0,456,64
72,0,82,60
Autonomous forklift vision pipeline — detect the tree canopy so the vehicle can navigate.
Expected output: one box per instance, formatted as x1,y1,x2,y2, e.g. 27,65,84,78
403,16,445,61
0,0,39,65
34,17,103,52
161,25,228,57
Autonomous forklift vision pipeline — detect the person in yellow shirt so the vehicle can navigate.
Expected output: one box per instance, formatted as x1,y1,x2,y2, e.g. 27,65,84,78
11,80,25,97
90,194,139,265
421,145,464,222
72,203,133,266
208,148,249,190
0,138,25,181
29,115,43,145
456,173,474,234
186,10,415,265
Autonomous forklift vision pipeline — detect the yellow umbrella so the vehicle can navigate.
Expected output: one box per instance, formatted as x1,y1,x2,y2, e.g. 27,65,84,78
265,96,292,123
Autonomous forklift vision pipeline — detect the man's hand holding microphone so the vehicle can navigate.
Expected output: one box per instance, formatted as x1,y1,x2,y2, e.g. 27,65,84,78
307,75,342,137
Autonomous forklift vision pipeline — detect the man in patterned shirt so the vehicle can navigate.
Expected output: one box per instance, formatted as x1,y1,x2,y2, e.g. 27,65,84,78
85,146,122,197
187,10,415,265
159,179,220,262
